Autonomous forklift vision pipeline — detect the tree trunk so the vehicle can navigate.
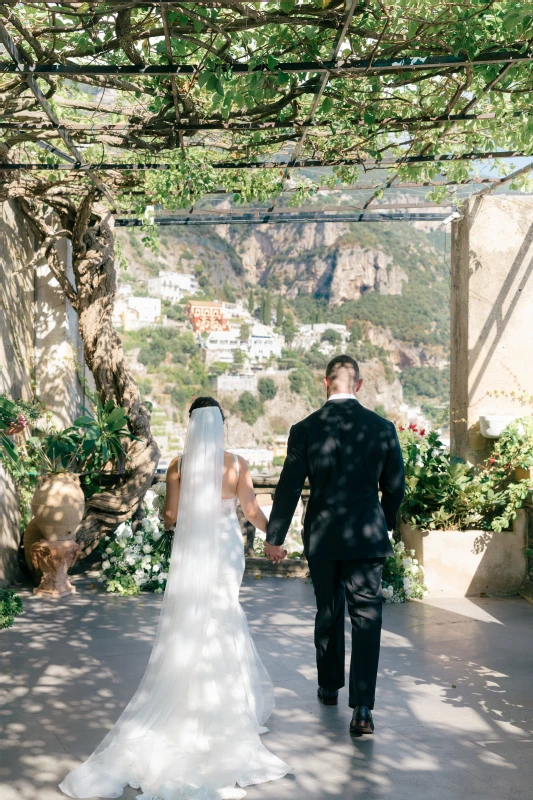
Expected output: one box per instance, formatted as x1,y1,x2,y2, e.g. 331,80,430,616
20,192,160,556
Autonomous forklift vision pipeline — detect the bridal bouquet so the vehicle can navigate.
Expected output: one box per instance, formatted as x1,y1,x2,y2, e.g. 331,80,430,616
99,488,170,595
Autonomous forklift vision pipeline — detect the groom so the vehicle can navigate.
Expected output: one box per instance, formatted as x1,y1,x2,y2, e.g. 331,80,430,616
265,354,405,735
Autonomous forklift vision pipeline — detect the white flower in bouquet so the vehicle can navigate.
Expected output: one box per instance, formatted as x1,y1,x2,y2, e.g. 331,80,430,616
142,543,152,554
124,552,136,566
102,559,111,570
141,518,153,531
151,527,163,542
105,547,113,554
110,556,117,563
403,577,412,590
396,541,405,554
152,563,161,573
134,534,143,544
402,557,413,570
158,572,168,583
118,539,127,549
155,587,163,594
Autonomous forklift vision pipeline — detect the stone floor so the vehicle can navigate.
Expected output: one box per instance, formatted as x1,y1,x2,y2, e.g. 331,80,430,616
1,575,533,800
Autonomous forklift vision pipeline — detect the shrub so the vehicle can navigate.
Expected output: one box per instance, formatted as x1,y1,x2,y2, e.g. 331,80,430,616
321,329,342,345
238,392,262,426
258,377,277,401
289,365,321,407
0,589,23,629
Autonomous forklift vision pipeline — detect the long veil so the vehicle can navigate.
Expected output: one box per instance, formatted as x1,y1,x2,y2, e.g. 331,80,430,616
60,406,226,798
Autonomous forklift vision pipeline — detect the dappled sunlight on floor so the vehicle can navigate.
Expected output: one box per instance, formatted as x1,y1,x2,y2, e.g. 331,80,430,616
1,574,532,800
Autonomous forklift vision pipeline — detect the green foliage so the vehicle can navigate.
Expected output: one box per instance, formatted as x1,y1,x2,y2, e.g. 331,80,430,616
260,293,272,325
321,329,342,346
162,300,186,322
247,289,255,315
374,404,388,419
232,349,247,371
0,589,23,630
239,323,251,342
282,313,297,346
237,391,262,426
400,367,450,403
276,296,284,327
258,377,277,401
400,428,484,531
289,365,321,408
399,418,533,533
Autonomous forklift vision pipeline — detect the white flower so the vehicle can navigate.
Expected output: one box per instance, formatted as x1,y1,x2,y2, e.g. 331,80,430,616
142,543,152,554
141,519,153,531
102,559,111,570
125,553,136,566
115,522,127,538
105,547,113,554
403,577,412,589
154,587,163,594
396,541,405,554
134,534,143,544
110,556,117,563
382,585,394,601
405,585,413,597
118,539,127,549
158,572,168,583
152,528,162,542
152,563,160,573
413,558,418,565
402,557,413,570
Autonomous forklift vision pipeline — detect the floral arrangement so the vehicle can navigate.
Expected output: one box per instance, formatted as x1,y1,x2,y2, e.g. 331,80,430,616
99,484,171,595
398,418,533,533
0,588,23,629
382,535,427,603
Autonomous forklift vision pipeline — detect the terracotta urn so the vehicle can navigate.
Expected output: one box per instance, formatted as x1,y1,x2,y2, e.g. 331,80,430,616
31,472,85,541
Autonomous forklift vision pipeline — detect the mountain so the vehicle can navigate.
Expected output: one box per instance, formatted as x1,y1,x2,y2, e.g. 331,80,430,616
115,217,450,449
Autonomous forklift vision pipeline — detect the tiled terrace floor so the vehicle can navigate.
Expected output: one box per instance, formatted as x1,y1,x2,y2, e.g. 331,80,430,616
1,575,532,800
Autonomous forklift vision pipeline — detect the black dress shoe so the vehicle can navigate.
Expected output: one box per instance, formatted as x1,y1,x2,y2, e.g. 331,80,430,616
317,687,339,706
350,705,374,735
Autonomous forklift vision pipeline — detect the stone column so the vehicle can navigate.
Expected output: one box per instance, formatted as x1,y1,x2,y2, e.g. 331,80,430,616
450,195,533,464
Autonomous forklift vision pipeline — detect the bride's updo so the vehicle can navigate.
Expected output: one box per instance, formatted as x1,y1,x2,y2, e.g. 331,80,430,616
188,396,225,422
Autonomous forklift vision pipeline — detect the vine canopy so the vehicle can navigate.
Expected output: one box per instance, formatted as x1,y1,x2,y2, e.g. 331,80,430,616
1,0,533,215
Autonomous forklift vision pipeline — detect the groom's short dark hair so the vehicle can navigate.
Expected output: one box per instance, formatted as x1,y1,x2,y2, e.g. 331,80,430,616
325,354,360,386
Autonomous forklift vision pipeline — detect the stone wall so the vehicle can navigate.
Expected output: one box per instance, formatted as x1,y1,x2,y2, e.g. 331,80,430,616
450,195,533,463
0,201,88,585
0,201,35,586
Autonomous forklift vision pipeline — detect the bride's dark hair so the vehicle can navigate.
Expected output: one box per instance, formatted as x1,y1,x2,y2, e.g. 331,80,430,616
188,396,225,422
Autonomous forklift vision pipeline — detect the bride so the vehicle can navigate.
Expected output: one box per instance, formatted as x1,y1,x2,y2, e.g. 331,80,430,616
60,396,293,800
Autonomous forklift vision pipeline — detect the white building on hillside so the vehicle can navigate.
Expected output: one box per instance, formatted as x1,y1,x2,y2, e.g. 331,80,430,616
113,296,161,330
222,299,249,320
216,374,257,393
147,271,200,302
202,329,243,365
229,447,273,468
248,323,283,361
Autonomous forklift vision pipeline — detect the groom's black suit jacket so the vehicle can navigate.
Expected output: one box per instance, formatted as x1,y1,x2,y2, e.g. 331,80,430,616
266,398,405,560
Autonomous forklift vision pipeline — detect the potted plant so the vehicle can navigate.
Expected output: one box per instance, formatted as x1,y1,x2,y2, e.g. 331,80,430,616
398,423,531,597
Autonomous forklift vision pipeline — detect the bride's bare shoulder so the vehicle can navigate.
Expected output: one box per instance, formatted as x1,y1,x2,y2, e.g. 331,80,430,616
167,456,180,477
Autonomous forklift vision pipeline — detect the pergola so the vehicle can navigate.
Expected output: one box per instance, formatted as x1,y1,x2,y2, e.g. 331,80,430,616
1,0,533,551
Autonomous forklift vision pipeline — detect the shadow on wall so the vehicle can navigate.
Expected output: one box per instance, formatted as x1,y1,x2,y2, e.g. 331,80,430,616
0,200,35,586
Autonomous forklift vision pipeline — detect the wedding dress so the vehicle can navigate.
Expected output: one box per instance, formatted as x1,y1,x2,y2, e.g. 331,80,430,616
59,407,293,800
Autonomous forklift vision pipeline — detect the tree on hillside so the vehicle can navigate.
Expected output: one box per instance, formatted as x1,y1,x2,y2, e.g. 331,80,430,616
248,290,255,316
282,314,297,347
232,349,246,373
237,392,262,427
276,297,284,327
321,329,342,346
260,293,272,325
258,377,277,402
240,323,251,342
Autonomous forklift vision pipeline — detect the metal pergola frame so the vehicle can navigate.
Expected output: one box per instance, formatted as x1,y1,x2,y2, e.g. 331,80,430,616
2,6,533,222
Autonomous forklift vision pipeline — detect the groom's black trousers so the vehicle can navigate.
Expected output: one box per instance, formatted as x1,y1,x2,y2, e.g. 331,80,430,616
308,556,385,710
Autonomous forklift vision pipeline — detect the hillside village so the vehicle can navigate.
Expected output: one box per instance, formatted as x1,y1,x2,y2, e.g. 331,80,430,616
114,215,450,472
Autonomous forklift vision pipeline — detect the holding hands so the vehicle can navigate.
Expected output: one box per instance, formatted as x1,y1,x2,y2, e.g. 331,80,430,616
264,542,288,564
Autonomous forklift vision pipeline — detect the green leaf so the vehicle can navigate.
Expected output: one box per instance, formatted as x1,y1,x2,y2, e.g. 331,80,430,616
321,96,334,114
